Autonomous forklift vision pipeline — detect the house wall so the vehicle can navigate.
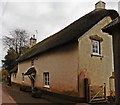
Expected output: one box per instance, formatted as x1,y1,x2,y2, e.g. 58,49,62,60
16,42,79,97
78,16,114,97
15,61,31,85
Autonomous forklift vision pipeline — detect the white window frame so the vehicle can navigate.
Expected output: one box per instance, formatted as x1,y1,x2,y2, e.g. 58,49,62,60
92,40,100,55
43,72,50,88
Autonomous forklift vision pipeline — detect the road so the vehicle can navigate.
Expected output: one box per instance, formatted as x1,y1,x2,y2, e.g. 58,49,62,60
1,83,77,105
1,83,114,105
1,83,17,104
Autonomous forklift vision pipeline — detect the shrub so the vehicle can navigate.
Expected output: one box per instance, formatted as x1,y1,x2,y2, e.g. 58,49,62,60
31,88,42,98
20,85,31,92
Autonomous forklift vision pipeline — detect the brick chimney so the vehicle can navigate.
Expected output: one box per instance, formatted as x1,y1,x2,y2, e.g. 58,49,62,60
95,1,106,9
29,35,37,48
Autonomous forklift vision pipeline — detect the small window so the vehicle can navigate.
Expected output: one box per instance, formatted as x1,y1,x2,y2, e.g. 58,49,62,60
12,74,15,78
43,72,49,88
92,40,100,55
13,73,16,78
22,73,24,82
31,59,34,66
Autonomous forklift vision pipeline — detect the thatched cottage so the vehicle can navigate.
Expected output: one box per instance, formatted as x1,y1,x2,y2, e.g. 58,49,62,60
11,1,119,102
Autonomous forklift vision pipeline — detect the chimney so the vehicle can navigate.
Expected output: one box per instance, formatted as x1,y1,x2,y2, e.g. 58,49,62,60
95,1,106,9
29,35,37,48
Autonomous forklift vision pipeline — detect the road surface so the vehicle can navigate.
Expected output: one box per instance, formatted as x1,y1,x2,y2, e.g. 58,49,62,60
1,83,17,104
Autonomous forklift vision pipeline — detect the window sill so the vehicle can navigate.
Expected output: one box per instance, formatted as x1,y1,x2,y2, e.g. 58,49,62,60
91,54,103,60
43,85,50,89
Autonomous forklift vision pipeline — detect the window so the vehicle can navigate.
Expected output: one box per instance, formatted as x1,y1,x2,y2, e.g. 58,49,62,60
43,72,49,88
22,73,24,82
31,59,34,66
92,40,100,55
13,73,16,78
12,73,16,78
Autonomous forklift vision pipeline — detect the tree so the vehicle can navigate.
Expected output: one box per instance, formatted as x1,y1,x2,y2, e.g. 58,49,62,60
2,29,30,72
2,29,30,85
3,29,29,56
0,68,9,82
2,48,18,72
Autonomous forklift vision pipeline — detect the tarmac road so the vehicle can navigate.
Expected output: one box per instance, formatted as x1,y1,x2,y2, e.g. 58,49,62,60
1,83,116,105
1,83,17,104
2,83,76,105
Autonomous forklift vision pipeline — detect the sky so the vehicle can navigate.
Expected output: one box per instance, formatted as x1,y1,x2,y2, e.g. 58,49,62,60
0,0,120,66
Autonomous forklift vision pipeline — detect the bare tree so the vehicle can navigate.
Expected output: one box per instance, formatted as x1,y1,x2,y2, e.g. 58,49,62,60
3,29,29,56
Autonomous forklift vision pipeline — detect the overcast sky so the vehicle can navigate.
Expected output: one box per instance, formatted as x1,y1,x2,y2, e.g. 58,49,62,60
0,0,119,66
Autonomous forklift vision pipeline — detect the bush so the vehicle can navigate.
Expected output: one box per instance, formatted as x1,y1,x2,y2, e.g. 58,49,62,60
1,69,8,82
31,88,42,98
108,96,115,103
20,85,31,92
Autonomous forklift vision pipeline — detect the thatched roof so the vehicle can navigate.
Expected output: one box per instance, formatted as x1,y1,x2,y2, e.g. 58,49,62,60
17,9,119,62
102,16,120,33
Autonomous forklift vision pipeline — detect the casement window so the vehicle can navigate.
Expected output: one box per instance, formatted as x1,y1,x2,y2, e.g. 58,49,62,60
43,72,49,88
22,73,24,82
13,73,16,78
89,35,103,57
92,40,100,55
12,73,16,78
31,59,34,66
